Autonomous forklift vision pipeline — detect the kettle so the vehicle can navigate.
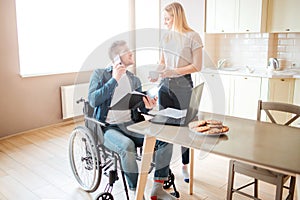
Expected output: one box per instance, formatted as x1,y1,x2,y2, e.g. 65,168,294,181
268,58,279,70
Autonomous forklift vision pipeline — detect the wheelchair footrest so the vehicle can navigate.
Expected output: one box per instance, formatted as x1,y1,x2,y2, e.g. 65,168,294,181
109,170,119,185
170,191,180,198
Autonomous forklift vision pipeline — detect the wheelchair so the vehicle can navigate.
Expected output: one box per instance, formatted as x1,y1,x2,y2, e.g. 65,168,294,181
69,98,180,200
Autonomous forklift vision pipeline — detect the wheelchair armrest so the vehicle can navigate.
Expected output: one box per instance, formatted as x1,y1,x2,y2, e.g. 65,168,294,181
84,116,106,127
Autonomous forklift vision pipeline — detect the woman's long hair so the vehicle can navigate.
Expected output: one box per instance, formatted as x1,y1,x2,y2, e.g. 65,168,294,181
163,2,194,46
164,2,193,33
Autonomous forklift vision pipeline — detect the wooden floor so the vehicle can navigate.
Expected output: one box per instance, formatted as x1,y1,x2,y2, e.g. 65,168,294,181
0,121,297,200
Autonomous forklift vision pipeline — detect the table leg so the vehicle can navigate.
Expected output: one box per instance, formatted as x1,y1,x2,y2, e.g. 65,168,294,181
189,148,194,195
135,135,156,200
296,174,300,200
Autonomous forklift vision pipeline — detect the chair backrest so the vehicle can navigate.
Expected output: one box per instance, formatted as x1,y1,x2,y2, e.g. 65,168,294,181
257,100,300,126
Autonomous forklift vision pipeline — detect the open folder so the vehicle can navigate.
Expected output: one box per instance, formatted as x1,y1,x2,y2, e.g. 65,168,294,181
109,91,146,110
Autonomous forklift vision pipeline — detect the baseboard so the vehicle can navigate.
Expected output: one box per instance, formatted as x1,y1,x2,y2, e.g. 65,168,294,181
0,116,84,140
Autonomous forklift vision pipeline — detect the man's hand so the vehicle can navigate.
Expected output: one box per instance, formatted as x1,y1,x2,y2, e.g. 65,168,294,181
143,96,158,109
112,63,126,81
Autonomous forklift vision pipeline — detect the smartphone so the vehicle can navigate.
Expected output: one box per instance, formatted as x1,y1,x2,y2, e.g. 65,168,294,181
113,55,122,65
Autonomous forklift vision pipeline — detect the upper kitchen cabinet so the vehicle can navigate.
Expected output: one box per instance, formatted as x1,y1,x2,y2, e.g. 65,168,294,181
267,0,300,33
205,0,268,33
237,0,268,33
206,0,236,33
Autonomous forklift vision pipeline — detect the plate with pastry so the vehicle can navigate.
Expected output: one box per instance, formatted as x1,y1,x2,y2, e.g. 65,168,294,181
188,119,229,136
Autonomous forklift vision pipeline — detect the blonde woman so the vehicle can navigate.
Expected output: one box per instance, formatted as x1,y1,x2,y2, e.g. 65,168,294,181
151,2,203,184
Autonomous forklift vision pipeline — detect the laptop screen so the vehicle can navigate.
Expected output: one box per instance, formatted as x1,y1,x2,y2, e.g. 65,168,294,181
184,82,204,124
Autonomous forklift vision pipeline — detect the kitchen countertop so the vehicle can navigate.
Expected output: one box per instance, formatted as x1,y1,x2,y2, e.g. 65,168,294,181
202,66,300,78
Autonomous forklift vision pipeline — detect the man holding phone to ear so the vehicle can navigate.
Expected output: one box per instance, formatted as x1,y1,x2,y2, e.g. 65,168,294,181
88,40,177,200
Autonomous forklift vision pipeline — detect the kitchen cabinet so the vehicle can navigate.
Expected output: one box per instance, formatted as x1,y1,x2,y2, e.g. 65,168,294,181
199,73,261,119
199,73,231,116
227,75,296,121
261,78,295,123
230,76,262,119
292,79,300,127
206,0,236,33
237,0,267,33
191,72,203,87
205,0,267,33
199,71,298,122
268,78,294,104
267,0,300,33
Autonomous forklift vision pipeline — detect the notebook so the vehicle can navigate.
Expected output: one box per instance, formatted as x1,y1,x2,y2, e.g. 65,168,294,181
110,91,146,110
110,85,162,110
150,82,204,126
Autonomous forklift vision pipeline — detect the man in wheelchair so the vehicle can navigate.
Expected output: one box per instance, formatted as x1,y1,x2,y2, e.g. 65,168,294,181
88,40,177,200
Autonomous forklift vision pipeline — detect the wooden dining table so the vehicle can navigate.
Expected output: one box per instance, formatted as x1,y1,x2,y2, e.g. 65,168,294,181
127,112,300,200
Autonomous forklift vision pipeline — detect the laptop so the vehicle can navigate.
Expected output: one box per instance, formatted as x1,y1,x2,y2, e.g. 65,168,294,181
150,82,204,126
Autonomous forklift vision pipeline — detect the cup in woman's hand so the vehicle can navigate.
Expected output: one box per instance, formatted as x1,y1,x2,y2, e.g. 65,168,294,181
149,71,160,80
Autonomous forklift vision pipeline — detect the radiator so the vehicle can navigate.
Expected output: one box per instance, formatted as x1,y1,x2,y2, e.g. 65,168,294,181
61,83,89,119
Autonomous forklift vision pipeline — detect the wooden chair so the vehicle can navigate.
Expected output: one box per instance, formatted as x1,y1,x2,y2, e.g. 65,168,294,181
227,100,300,200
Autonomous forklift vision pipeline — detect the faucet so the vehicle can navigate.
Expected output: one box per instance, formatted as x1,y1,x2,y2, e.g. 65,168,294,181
217,59,226,69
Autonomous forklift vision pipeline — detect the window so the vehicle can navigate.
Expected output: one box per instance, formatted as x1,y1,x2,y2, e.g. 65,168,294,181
16,0,129,77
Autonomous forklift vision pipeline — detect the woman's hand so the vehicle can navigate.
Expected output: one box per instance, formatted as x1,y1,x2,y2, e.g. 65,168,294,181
148,76,159,82
143,96,158,109
160,69,178,78
149,69,175,80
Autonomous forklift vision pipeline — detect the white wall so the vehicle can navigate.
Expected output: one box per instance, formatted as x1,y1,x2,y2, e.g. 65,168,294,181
160,0,205,37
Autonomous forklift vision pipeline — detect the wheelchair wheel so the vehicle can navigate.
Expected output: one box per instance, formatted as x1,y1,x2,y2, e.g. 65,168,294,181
163,170,175,189
69,126,101,192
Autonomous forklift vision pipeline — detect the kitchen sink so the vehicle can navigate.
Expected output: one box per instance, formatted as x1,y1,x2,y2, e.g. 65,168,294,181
219,66,241,71
204,66,242,71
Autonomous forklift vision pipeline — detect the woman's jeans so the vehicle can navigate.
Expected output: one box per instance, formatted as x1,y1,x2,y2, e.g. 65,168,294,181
159,75,193,165
103,121,173,190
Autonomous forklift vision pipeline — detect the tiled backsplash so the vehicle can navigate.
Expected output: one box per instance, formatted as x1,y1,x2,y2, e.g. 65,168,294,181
204,33,300,70
276,33,300,68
